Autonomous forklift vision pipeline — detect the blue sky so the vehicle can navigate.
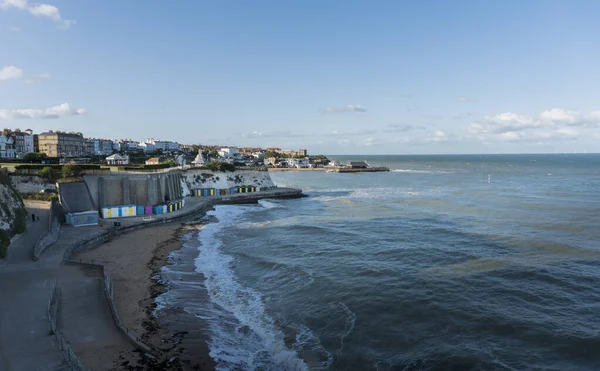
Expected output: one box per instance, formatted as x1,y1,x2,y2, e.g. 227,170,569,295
1,0,600,154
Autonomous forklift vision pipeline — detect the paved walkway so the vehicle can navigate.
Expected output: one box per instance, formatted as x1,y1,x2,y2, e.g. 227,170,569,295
58,264,136,369
0,188,303,370
0,204,70,371
4,205,50,265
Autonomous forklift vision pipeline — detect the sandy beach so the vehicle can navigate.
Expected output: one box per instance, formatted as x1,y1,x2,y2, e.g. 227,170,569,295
75,223,216,371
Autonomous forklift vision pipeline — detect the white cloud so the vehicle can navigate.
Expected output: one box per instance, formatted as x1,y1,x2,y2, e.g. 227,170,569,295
0,103,87,119
363,137,376,146
539,109,581,125
0,66,23,80
0,0,73,29
469,112,538,134
423,130,450,143
0,0,27,9
24,72,50,84
1,66,51,83
459,97,478,103
322,105,367,114
330,129,376,136
467,108,600,143
240,130,307,138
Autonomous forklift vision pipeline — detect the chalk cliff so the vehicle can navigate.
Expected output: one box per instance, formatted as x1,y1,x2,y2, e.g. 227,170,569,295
181,169,275,197
0,170,26,237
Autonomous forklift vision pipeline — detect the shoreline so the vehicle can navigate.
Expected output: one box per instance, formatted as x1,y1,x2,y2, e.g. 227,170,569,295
63,188,305,370
74,219,215,370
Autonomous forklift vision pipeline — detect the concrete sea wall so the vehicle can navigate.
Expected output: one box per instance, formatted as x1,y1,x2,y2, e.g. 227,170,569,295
84,171,184,209
84,169,276,209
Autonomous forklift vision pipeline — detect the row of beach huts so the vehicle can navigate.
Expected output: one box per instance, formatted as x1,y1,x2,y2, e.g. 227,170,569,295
98,186,273,220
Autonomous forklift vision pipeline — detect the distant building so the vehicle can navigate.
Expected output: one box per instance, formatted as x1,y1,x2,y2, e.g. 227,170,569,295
138,142,155,153
191,153,206,166
112,140,123,152
179,144,194,153
347,161,368,169
38,131,87,157
146,139,179,153
86,138,114,155
218,147,240,158
281,149,308,157
121,140,142,152
289,157,310,168
0,132,15,159
145,157,160,165
106,154,129,165
85,140,95,155
33,134,39,152
264,157,278,166
3,129,34,159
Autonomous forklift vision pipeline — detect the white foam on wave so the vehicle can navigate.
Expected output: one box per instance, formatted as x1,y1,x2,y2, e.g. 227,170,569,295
258,199,284,209
195,205,310,371
337,302,356,352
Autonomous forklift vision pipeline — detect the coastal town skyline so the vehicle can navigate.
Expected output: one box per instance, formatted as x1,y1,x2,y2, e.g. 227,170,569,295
2,1,600,154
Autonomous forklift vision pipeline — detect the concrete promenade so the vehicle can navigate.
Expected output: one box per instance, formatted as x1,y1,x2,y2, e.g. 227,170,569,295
0,188,303,371
0,203,71,371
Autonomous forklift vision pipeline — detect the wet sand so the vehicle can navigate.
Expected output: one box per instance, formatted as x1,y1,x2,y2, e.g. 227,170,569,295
75,223,215,371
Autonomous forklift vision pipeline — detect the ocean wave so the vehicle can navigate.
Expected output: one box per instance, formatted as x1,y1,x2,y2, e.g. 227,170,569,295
258,199,284,209
337,302,357,353
392,168,455,174
194,206,310,371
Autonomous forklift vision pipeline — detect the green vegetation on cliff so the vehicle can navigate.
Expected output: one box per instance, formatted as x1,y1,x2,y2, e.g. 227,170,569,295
0,169,27,248
0,229,9,259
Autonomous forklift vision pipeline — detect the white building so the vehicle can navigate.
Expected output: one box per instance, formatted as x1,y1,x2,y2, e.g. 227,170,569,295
0,133,16,159
124,141,141,151
90,139,114,155
145,139,179,152
105,154,130,165
138,142,156,153
166,141,179,151
218,147,240,158
252,151,265,159
288,157,311,168
9,129,34,159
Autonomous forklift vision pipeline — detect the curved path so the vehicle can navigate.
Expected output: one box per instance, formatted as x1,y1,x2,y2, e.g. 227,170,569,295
0,204,70,371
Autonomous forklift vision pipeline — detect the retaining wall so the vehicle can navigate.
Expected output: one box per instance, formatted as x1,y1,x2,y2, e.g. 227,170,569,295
33,200,62,261
47,279,86,371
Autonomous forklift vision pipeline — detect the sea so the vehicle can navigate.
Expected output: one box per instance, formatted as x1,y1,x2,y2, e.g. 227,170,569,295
157,154,600,371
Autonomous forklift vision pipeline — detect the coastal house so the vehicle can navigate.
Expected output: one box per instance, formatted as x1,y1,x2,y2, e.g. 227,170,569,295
289,157,311,168
145,157,160,165
38,130,87,157
138,141,156,153
7,129,34,159
347,161,368,169
218,147,240,158
106,154,130,165
146,139,180,153
0,133,16,159
264,157,278,166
